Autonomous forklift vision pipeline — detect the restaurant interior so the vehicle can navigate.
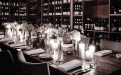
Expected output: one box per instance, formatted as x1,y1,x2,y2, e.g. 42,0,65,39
0,0,121,75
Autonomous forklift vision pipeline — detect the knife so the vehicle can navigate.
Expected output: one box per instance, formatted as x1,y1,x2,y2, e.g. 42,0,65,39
72,68,91,75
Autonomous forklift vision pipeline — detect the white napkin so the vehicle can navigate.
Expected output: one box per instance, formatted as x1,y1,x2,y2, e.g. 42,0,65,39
10,42,26,47
0,37,12,42
62,44,73,48
116,54,121,58
57,60,82,72
0,35,4,39
25,48,44,55
15,46,30,50
95,50,112,57
31,36,37,39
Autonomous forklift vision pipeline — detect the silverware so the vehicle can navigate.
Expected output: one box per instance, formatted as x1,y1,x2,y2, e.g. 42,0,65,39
72,68,91,75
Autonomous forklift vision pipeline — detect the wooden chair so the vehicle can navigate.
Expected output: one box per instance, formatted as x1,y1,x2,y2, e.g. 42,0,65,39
100,39,121,53
17,51,50,75
0,50,17,75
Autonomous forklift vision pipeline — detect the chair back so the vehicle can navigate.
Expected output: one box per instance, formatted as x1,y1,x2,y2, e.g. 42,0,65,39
100,39,121,53
18,51,50,75
0,50,17,75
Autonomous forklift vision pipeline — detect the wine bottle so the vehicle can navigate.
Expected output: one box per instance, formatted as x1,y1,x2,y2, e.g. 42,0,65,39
113,6,117,14
118,19,121,31
85,18,88,30
112,18,117,32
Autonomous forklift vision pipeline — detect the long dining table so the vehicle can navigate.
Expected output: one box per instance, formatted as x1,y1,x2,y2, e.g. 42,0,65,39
28,50,121,75
0,38,121,75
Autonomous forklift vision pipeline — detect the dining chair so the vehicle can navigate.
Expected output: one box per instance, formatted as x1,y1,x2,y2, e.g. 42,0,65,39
0,50,17,75
100,39,121,53
17,51,50,75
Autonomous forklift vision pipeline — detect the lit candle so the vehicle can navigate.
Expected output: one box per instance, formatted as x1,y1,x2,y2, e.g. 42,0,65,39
89,45,95,59
50,39,58,50
85,45,95,60
85,50,91,60
79,43,85,59
52,50,59,61
88,45,96,68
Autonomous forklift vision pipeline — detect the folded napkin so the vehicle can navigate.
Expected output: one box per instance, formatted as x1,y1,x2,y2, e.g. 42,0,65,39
25,48,44,55
0,35,4,39
116,54,121,58
15,46,30,50
57,60,82,72
0,37,12,42
95,50,112,57
31,36,37,39
10,42,26,47
63,44,73,48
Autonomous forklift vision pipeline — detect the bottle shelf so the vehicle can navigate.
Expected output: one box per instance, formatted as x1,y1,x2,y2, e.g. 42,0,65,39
110,32,121,34
95,30,109,33
110,14,121,16
0,0,41,26
62,2,70,5
73,15,83,17
73,1,82,3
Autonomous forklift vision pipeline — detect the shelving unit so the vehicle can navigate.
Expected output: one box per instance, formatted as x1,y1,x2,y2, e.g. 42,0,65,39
0,0,41,27
17,0,26,23
0,0,10,27
109,0,121,43
73,1,83,30
41,0,71,29
83,0,121,50
27,0,41,25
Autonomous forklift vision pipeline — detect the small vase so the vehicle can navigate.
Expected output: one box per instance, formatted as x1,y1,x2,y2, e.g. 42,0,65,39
26,37,32,48
29,30,32,38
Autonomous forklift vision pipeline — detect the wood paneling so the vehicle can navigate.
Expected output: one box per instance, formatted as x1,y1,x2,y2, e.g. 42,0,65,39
92,0,109,17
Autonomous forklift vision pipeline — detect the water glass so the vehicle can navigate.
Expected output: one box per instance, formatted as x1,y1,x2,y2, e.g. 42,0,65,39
89,54,97,69
57,50,63,62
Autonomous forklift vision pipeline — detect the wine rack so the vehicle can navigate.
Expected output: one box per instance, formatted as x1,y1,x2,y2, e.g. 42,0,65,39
73,2,83,16
0,0,41,27
27,0,41,25
84,17,109,31
83,0,121,49
110,16,121,32
62,17,70,29
62,3,70,16
0,0,10,26
73,17,82,30
42,0,49,24
55,17,61,28
41,0,71,28
55,5,61,16
109,0,121,44
18,0,26,23
110,0,121,14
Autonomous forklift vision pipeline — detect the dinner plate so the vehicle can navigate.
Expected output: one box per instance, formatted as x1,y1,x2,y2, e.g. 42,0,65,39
39,53,52,59
116,54,121,59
